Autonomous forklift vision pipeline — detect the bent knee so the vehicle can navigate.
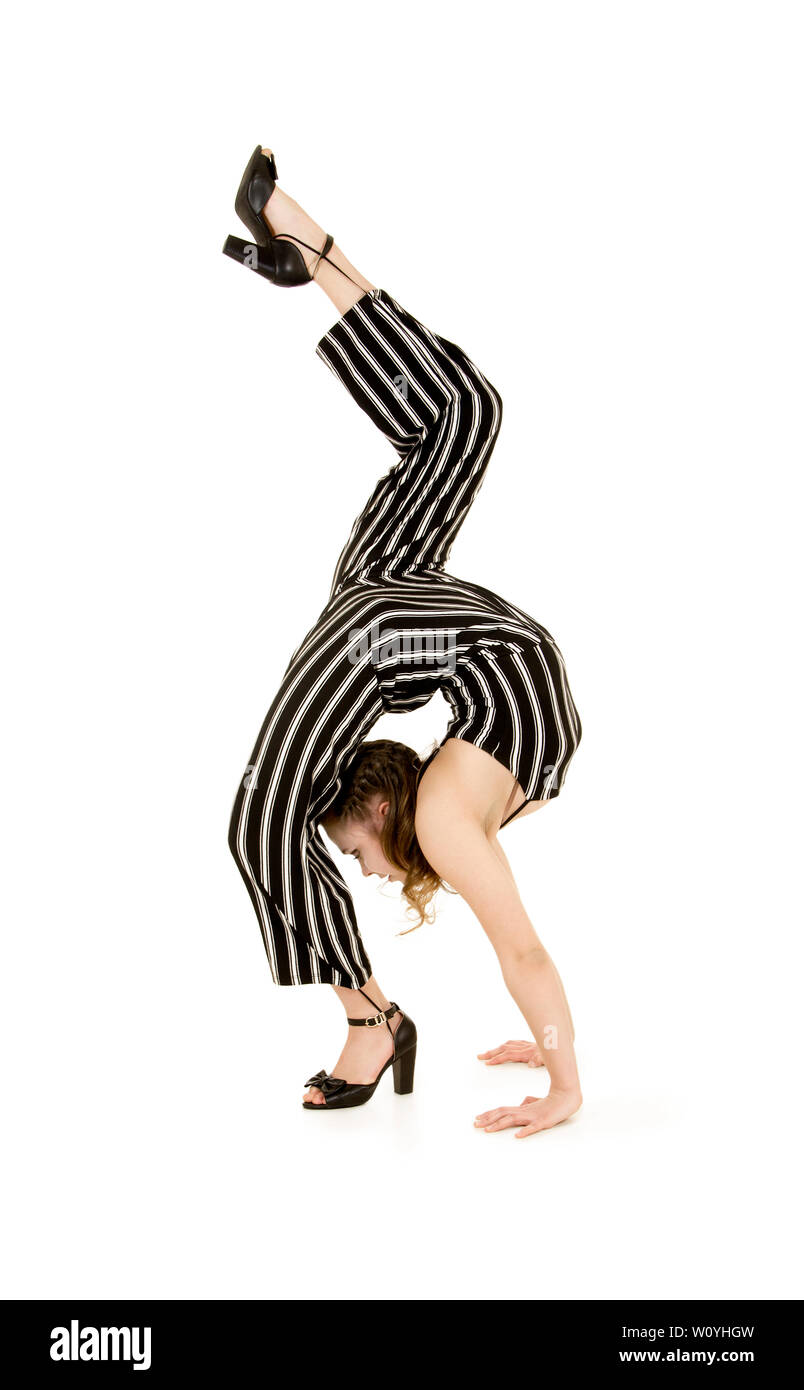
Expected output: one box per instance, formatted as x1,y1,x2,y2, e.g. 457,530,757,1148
228,797,243,860
444,374,502,446
481,376,503,435
228,775,254,863
471,375,503,443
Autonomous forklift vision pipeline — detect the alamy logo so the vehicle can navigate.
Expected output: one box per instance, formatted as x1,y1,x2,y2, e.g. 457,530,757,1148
347,622,458,674
50,1320,151,1371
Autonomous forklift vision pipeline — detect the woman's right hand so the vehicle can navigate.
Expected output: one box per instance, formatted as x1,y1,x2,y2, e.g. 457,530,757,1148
477,1039,544,1068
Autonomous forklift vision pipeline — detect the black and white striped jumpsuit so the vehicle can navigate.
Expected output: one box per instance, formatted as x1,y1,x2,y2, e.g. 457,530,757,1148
228,287,582,988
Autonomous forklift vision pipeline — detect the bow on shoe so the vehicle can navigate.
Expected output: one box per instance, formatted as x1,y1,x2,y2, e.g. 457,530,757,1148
304,1069,348,1098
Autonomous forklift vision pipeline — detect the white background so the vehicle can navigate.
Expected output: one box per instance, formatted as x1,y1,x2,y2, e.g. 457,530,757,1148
2,1,802,1300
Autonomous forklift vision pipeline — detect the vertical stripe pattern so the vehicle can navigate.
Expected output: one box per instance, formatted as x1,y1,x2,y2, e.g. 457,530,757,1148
229,288,582,987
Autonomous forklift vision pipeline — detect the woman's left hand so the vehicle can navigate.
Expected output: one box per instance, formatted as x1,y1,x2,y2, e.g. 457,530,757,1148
474,1090,582,1138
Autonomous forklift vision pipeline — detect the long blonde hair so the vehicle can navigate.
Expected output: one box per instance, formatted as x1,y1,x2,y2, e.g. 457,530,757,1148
326,739,445,930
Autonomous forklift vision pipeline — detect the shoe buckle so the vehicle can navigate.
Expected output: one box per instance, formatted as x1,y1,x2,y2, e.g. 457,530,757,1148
364,1010,386,1028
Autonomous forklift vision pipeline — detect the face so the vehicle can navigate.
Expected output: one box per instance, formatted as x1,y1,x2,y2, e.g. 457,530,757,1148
324,796,405,884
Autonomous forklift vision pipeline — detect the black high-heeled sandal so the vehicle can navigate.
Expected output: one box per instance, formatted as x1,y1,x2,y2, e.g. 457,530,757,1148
302,987,417,1110
223,143,368,290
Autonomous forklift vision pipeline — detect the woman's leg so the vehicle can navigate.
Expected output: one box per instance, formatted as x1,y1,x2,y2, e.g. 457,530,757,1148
415,740,582,1138
259,150,376,315
252,159,394,1100
303,975,405,1105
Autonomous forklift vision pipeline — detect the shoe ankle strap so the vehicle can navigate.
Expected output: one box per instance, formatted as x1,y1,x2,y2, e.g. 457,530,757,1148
274,231,367,290
346,1002,399,1027
310,232,334,280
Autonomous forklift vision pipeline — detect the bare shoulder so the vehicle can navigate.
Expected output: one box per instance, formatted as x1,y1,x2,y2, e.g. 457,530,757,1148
416,737,519,834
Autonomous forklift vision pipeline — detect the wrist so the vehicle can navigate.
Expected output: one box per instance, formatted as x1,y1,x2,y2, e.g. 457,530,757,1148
548,1082,583,1104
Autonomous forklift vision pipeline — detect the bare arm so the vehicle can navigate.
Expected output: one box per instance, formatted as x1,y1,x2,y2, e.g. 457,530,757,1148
416,796,582,1137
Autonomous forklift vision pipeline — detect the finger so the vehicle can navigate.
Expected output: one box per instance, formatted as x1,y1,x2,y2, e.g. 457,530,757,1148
478,1041,533,1060
481,1114,521,1132
474,1107,510,1125
477,1108,526,1129
514,1125,540,1139
483,1046,529,1065
479,1104,537,1127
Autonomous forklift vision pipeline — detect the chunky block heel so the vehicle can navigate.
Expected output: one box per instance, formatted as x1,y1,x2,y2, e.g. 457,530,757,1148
303,987,418,1110
393,1044,417,1095
222,233,263,266
222,232,315,287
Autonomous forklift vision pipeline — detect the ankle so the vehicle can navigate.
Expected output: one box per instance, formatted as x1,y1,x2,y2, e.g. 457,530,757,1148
347,998,393,1021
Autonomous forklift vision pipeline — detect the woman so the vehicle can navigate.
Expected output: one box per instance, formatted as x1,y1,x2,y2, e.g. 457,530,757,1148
224,147,583,1138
